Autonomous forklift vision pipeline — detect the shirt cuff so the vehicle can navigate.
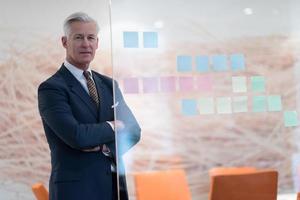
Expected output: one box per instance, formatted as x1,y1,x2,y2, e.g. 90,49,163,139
106,121,114,131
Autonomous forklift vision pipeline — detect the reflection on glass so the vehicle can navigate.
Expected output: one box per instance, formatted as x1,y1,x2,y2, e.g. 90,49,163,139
110,0,300,199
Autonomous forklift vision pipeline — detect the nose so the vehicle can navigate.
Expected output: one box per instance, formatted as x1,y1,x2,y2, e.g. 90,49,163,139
81,37,89,47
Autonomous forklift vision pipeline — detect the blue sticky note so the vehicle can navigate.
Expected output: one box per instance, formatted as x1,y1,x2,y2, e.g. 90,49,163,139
177,56,192,72
268,95,282,112
182,99,198,116
284,111,299,127
212,55,227,71
143,32,158,48
196,56,209,72
123,32,138,48
231,54,245,71
253,96,267,112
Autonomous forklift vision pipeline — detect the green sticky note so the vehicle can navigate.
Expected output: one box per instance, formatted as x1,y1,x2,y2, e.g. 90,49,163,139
232,76,247,93
268,95,282,111
251,76,265,92
217,97,232,114
233,96,248,113
253,96,267,112
284,111,299,127
199,97,214,114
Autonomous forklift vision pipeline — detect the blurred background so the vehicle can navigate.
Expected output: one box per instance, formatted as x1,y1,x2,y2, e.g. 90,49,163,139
1,0,300,199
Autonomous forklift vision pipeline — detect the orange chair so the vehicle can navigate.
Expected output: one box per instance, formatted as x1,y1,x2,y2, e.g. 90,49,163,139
134,169,192,200
32,183,49,200
209,167,257,176
297,192,300,200
209,169,278,200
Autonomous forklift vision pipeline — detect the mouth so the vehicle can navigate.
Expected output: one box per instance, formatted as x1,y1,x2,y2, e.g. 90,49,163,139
79,52,92,55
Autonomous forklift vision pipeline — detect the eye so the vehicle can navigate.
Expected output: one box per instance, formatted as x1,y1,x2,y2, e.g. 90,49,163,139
74,35,83,40
88,36,96,41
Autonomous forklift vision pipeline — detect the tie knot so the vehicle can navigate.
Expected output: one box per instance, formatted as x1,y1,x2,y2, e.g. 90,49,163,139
83,71,92,80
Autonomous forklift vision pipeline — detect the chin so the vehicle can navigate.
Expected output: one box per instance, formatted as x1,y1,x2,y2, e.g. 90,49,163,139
78,58,92,64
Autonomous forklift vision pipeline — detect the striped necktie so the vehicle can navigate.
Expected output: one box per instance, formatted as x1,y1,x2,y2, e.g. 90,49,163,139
83,71,99,107
83,71,116,171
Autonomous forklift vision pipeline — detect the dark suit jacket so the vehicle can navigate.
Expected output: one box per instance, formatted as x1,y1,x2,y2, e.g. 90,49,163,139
38,64,141,200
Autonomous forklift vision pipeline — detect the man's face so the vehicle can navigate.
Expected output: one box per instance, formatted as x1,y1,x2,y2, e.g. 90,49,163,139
62,21,98,70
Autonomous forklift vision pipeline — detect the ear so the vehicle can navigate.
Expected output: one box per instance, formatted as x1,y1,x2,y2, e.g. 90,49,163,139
61,36,67,48
96,37,99,49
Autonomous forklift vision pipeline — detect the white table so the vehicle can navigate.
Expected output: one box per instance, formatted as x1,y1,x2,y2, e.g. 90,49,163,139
277,193,297,200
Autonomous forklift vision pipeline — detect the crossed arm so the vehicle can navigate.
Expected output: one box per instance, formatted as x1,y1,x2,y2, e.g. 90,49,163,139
38,80,141,154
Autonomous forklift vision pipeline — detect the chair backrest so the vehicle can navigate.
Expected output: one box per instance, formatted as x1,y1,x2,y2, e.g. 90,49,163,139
32,183,49,200
209,169,278,200
209,167,257,176
297,192,300,200
134,169,192,200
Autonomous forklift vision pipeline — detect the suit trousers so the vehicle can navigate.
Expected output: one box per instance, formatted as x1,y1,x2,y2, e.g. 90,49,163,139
112,172,129,200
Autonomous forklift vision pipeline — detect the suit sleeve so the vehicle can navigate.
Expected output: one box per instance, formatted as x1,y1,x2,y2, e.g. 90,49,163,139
113,82,141,155
38,81,115,150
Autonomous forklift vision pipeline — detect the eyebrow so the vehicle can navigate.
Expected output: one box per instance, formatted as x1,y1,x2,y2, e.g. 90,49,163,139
73,33,97,37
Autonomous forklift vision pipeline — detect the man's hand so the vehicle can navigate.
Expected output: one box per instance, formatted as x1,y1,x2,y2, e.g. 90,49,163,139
82,146,101,152
107,120,125,131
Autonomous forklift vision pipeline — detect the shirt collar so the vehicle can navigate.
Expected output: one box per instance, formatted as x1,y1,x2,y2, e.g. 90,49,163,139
64,60,92,80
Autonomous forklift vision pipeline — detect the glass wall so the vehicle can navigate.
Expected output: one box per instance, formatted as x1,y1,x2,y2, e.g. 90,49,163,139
111,0,300,199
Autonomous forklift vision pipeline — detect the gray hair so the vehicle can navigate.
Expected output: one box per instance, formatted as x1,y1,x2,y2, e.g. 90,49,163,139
63,12,100,37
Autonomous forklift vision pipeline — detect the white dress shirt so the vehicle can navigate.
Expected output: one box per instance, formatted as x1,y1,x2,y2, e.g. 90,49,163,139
64,60,94,95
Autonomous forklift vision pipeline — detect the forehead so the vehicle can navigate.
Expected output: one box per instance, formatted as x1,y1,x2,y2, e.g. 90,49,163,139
69,21,98,35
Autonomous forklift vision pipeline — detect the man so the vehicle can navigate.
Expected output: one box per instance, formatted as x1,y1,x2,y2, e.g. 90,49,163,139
38,12,141,200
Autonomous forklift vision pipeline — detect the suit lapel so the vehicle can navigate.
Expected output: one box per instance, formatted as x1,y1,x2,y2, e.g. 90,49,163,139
58,65,98,119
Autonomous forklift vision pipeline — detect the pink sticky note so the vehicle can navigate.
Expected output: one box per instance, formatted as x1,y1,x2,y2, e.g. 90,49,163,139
123,78,139,94
142,77,159,93
160,76,176,93
179,77,194,91
196,75,212,92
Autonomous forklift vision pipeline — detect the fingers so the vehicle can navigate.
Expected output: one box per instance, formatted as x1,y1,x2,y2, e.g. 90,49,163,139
82,146,101,152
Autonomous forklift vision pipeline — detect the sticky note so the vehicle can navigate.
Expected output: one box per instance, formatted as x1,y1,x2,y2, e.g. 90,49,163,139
196,75,213,92
251,76,265,92
182,99,198,116
253,96,267,112
291,153,300,191
123,32,139,48
199,97,214,114
160,76,176,93
216,97,232,114
143,32,158,48
232,76,247,93
233,96,248,113
268,95,282,111
179,77,194,91
212,55,227,71
196,56,209,72
142,77,158,93
177,56,192,72
230,54,245,71
123,78,139,93
284,111,299,127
